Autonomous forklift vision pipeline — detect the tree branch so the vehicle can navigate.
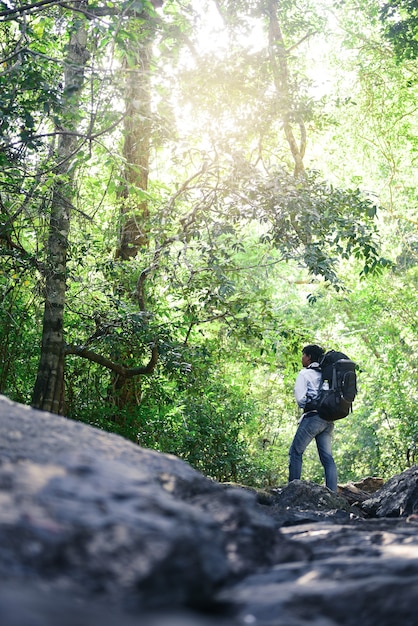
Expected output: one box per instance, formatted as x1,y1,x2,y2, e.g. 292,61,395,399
287,31,316,53
0,0,163,20
0,0,75,19
65,343,158,377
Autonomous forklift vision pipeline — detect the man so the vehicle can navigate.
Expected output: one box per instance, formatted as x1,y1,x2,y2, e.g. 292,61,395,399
288,344,338,492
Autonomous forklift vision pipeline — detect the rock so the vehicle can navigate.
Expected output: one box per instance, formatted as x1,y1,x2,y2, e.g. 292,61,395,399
352,476,385,493
254,480,361,527
271,480,353,511
218,515,418,625
0,581,232,626
361,465,418,518
3,394,418,626
336,477,386,508
0,395,306,615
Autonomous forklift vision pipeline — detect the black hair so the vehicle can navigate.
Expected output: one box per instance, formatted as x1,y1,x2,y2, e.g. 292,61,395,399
302,344,324,363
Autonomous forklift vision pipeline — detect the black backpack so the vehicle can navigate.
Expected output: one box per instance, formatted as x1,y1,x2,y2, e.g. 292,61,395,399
314,350,357,421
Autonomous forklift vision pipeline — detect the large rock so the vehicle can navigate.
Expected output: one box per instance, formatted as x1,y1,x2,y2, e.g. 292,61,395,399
217,477,418,625
361,465,418,518
220,517,418,626
254,480,360,527
0,395,305,616
3,395,418,626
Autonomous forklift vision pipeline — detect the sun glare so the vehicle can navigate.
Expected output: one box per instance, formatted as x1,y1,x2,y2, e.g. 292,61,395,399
191,0,265,55
188,0,335,98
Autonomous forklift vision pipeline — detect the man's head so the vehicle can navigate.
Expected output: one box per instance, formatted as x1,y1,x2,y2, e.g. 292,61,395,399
302,344,324,367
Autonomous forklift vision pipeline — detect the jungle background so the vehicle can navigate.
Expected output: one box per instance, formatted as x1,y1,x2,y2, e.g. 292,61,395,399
1,0,417,487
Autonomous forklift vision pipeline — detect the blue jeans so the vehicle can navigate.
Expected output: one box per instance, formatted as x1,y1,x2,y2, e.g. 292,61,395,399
288,412,338,491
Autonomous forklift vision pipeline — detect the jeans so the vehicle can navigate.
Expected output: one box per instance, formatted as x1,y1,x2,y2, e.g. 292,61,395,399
288,412,338,492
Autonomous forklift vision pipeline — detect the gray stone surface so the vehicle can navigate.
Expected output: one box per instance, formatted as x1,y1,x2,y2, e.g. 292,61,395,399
361,465,418,517
0,395,304,617
220,517,418,625
2,395,418,625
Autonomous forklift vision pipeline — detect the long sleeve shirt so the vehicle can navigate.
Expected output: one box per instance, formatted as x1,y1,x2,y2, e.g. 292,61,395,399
294,362,322,410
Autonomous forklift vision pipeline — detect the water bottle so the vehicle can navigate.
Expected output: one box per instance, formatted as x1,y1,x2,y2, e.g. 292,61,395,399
322,380,329,390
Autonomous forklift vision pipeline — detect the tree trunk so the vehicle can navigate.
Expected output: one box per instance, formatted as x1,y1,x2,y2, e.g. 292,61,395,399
115,34,153,260
32,14,89,414
267,1,306,178
111,20,159,412
115,1,165,259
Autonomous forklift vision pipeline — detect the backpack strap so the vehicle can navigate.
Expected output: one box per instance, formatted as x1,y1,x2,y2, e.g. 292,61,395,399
332,365,338,388
304,365,323,412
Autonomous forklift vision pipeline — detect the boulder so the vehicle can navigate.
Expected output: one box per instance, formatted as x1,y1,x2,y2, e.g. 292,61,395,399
256,480,361,526
361,465,418,518
0,395,306,616
220,519,418,626
337,477,384,507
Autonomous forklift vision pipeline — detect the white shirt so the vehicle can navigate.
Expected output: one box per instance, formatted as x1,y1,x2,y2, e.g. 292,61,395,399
294,362,322,409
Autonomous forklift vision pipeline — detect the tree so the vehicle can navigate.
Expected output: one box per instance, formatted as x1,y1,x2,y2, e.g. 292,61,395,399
27,0,164,413
2,0,411,485
31,6,90,413
115,4,161,259
266,0,307,177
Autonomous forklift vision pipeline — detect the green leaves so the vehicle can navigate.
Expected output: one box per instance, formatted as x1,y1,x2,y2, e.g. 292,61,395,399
248,168,388,285
380,0,418,61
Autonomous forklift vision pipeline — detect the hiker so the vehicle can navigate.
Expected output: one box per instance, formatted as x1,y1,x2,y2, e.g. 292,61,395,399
288,344,338,492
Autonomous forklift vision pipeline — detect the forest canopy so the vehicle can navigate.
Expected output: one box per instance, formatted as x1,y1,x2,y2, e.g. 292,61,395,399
1,0,418,486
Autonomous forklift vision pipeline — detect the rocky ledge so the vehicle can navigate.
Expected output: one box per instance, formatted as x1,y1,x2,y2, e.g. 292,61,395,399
1,395,418,626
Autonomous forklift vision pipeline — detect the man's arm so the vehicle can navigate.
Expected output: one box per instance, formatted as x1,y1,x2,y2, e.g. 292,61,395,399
294,370,308,408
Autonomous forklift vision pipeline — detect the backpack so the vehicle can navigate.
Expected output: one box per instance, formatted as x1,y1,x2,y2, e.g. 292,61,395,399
314,350,357,421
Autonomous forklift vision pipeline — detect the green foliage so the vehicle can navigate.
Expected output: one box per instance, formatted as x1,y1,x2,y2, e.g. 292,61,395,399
0,280,40,403
380,0,418,61
66,337,258,482
2,0,418,489
0,14,63,160
253,169,391,284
